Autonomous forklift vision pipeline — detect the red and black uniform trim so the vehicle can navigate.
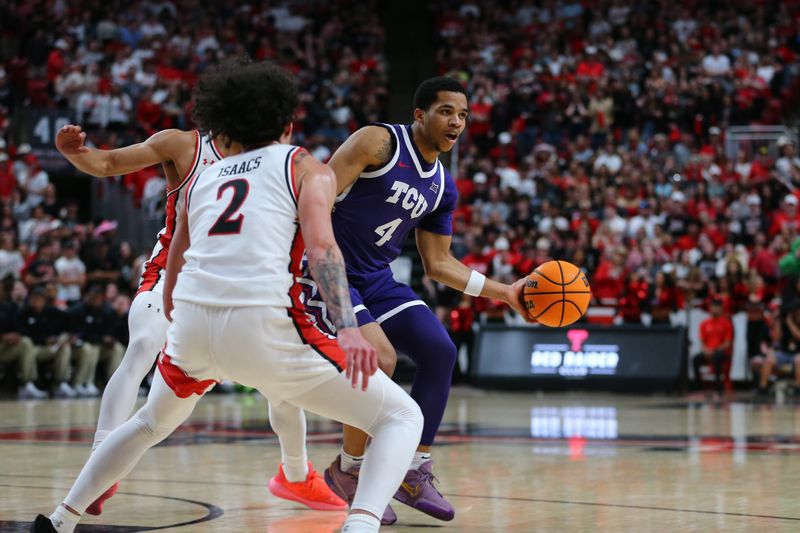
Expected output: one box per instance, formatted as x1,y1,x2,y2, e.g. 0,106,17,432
208,136,225,161
284,148,345,371
137,132,203,295
283,147,301,206
157,350,218,398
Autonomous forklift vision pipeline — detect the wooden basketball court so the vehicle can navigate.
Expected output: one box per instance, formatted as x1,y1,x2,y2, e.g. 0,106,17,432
2,388,800,532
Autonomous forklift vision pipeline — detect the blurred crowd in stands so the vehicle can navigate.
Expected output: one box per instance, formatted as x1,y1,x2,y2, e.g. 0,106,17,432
424,0,800,393
0,0,385,398
2,0,800,395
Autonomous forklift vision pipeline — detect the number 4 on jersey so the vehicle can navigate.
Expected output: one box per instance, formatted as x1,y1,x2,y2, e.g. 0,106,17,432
374,218,402,246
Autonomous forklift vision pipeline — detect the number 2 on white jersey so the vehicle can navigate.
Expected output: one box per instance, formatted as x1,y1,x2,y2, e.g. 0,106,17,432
209,179,249,236
374,218,402,246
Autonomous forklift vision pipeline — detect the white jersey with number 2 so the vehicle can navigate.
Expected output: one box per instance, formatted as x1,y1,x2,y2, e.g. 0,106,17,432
174,144,306,308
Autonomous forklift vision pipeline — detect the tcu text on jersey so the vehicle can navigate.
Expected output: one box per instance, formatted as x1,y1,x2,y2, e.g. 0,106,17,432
331,123,458,271
385,181,429,219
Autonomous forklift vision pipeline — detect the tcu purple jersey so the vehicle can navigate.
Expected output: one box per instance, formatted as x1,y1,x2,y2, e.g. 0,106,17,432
333,123,458,275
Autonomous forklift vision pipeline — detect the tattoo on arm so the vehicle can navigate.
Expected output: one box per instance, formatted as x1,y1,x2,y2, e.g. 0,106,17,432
292,149,310,182
292,149,309,167
363,134,394,173
374,136,393,166
309,245,357,330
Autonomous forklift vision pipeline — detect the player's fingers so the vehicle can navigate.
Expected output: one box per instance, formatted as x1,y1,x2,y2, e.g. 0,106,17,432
361,367,370,391
369,350,378,375
350,356,359,388
345,354,353,380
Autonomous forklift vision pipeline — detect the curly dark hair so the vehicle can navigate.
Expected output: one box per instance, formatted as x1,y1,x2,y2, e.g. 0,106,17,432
193,60,298,146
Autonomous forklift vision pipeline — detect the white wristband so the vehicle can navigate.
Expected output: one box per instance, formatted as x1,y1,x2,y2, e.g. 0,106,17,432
464,270,486,297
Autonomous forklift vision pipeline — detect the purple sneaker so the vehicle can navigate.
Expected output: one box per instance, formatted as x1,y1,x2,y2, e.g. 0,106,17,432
393,460,455,521
323,455,397,525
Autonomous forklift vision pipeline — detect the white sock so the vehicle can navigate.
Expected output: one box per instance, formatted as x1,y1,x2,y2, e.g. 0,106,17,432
282,455,308,483
92,430,110,451
341,512,380,533
268,401,308,482
49,504,80,533
410,451,431,470
340,448,364,472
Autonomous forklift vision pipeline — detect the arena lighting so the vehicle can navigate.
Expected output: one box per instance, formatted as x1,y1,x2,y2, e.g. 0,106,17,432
530,406,619,440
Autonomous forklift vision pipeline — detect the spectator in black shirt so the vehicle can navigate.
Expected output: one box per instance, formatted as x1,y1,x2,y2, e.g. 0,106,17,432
84,236,121,286
69,285,123,396
40,184,61,219
0,285,45,399
110,294,131,347
20,287,76,399
25,240,58,288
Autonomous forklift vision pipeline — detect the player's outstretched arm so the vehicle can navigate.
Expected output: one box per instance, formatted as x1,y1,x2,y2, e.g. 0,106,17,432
416,228,532,321
163,205,190,322
295,149,378,389
328,125,394,194
55,125,185,177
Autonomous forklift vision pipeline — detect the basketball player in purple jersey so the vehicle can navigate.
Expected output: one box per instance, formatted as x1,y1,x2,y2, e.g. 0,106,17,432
292,77,531,523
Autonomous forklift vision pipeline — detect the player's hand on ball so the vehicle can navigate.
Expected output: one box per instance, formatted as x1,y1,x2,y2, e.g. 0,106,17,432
338,327,377,391
55,124,90,155
507,277,536,323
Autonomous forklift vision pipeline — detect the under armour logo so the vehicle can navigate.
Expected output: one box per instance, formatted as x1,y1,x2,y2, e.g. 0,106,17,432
430,182,439,194
203,158,216,165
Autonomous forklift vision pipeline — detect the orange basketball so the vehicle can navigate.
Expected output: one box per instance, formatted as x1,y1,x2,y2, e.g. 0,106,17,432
523,260,591,327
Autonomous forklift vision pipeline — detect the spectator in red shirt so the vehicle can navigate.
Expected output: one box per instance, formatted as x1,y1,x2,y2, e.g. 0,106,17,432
448,294,475,381
46,39,68,84
461,242,490,276
593,247,627,301
645,271,683,324
576,47,605,79
750,234,782,283
692,298,733,392
769,195,800,236
0,153,15,201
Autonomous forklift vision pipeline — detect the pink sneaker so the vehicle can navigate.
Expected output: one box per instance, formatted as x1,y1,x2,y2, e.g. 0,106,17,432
85,481,120,516
268,462,347,511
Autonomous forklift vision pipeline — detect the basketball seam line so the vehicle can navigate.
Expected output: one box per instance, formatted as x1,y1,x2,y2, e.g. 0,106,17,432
557,261,566,327
563,299,584,317
533,269,568,286
564,268,583,285
531,299,563,321
524,291,591,295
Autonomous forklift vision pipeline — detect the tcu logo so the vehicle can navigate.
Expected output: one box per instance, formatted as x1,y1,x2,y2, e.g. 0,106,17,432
385,181,428,219
374,180,432,247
